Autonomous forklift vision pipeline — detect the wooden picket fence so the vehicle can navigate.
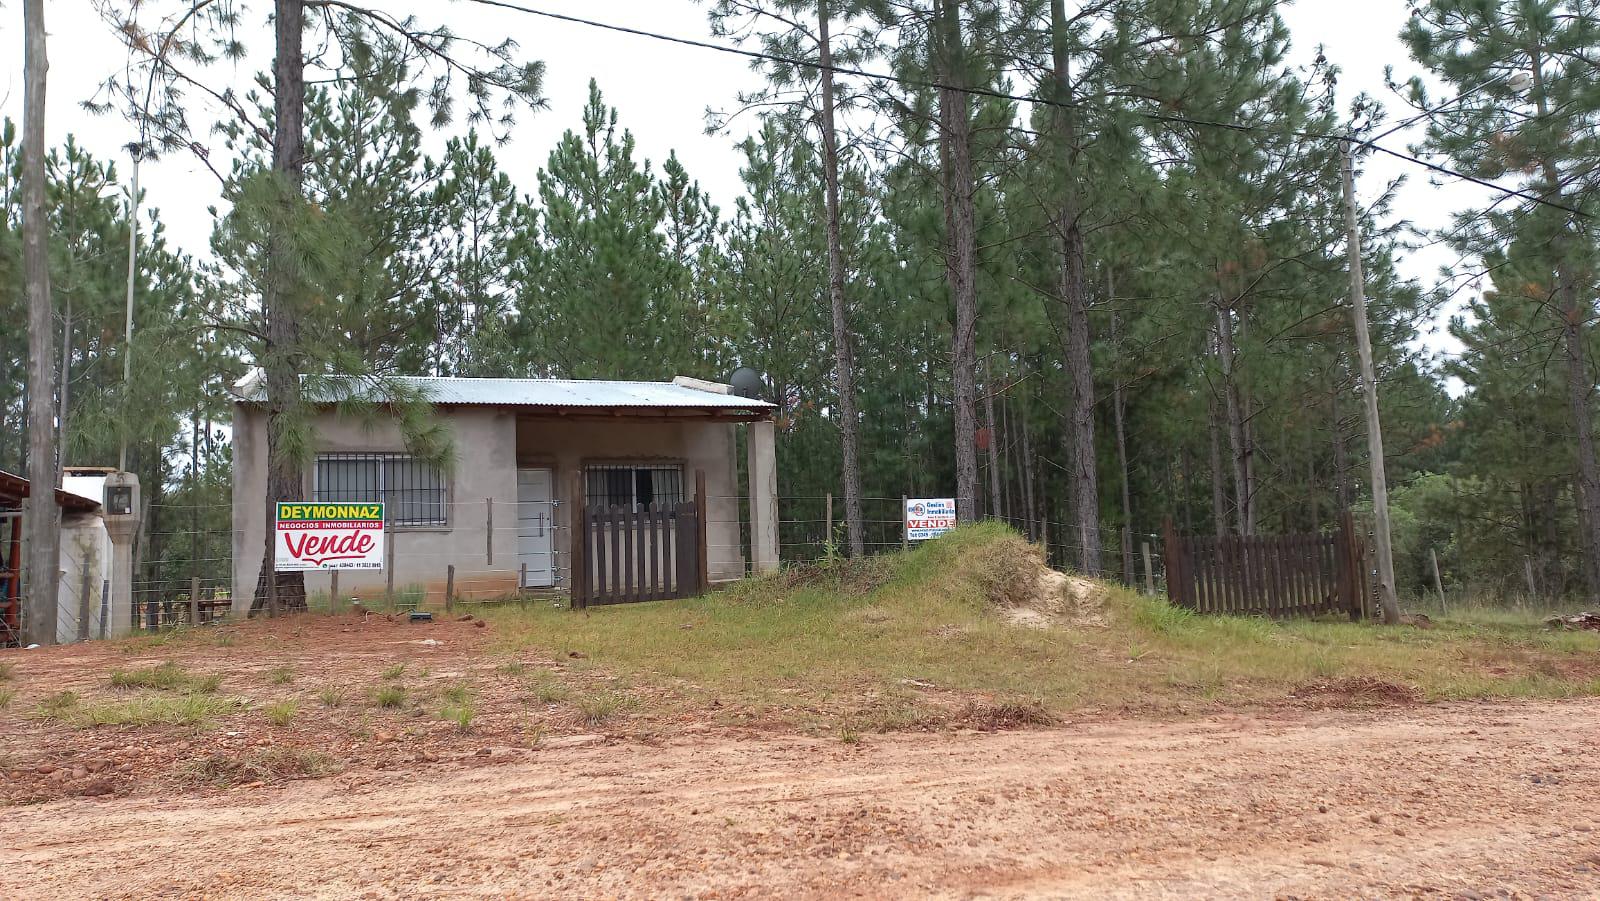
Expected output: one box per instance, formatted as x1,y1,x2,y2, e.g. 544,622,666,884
568,471,709,609
1161,511,1367,619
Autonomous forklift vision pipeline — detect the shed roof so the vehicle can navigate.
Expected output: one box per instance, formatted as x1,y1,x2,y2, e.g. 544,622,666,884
0,469,103,512
229,371,773,417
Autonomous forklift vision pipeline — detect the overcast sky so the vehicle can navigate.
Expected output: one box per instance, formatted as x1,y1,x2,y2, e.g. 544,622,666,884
1,1,1486,358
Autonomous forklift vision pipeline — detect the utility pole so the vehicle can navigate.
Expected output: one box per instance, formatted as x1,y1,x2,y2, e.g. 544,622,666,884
1340,141,1400,625
119,147,141,473
22,0,60,646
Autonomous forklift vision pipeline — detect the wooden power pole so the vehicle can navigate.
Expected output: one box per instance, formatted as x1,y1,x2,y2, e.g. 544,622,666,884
23,0,60,646
1340,141,1400,625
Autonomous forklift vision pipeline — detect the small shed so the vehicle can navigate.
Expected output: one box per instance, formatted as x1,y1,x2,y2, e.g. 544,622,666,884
1,469,124,646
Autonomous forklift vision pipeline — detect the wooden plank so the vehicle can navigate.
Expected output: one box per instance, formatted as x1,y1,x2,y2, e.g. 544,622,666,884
624,506,636,602
614,508,627,604
594,509,608,602
695,470,709,593
569,472,587,609
647,504,661,602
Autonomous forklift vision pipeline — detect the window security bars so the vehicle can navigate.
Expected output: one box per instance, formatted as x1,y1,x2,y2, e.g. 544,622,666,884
584,464,684,512
313,453,447,526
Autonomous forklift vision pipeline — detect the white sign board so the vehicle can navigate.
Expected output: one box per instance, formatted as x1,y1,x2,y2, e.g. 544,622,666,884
905,498,957,541
275,502,385,571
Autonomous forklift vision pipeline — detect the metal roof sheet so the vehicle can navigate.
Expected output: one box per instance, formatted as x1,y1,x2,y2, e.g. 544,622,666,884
230,372,774,412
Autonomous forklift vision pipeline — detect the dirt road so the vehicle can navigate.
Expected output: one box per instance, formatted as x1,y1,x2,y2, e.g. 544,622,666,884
4,699,1598,899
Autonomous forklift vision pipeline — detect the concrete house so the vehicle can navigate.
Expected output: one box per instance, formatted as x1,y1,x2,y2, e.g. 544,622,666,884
229,373,779,611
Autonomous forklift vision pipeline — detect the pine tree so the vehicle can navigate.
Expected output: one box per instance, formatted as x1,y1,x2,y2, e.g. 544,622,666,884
1402,0,1600,595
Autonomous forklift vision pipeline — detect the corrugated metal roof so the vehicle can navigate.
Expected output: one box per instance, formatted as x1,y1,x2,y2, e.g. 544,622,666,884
230,372,774,412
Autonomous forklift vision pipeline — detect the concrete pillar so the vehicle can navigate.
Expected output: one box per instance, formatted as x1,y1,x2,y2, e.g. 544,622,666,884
101,472,141,637
746,420,780,573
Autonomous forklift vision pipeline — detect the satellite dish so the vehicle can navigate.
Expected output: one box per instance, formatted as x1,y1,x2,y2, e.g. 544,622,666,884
728,366,766,401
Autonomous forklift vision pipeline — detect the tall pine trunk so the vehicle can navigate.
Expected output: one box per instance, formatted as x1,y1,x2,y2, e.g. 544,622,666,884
983,359,1003,519
1049,0,1100,573
252,0,310,614
1558,264,1600,597
935,0,980,523
1519,50,1600,597
1215,303,1252,536
22,0,60,646
817,2,865,557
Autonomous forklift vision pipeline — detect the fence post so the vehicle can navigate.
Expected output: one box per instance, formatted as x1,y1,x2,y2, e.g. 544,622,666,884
1141,540,1155,596
486,498,494,566
385,515,396,604
189,575,200,627
825,492,833,552
329,570,339,614
902,495,909,552
569,471,586,609
77,559,92,642
1429,547,1446,615
695,469,709,592
1337,509,1362,621
445,564,455,613
1160,518,1180,607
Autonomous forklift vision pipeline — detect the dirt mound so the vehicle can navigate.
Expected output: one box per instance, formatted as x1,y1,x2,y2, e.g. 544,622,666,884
737,555,894,599
969,533,1109,627
1292,677,1422,707
1545,612,1600,631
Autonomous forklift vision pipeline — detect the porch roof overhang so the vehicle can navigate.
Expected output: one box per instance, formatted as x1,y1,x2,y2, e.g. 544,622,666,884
230,372,775,422
0,469,104,512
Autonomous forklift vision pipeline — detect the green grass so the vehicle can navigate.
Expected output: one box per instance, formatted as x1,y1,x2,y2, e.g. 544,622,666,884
318,686,345,708
0,687,14,710
440,702,475,730
265,699,299,726
482,523,1600,729
267,666,295,686
40,692,238,728
372,684,406,708
108,662,222,694
572,690,632,727
380,663,406,680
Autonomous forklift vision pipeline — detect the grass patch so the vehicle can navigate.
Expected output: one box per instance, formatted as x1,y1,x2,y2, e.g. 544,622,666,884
265,699,299,726
373,684,406,708
267,666,295,686
440,683,471,705
440,702,475,731
180,747,338,787
0,687,14,710
318,686,345,708
482,523,1600,729
108,661,222,693
0,662,13,681
44,693,237,728
572,690,633,727
380,663,406,680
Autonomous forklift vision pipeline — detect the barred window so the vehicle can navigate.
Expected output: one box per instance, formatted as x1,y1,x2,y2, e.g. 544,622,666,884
314,453,447,526
585,463,683,511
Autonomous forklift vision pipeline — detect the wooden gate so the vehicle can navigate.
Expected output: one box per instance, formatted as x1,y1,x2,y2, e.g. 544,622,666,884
569,472,708,608
1162,511,1367,619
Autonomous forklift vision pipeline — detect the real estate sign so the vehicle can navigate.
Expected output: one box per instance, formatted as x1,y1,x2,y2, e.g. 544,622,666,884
905,498,957,541
275,502,385,571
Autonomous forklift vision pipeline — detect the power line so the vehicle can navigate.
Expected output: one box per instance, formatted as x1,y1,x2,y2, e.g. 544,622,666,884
466,0,1592,221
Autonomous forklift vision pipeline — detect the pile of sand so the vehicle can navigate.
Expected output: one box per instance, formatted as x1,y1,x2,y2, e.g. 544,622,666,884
970,533,1109,628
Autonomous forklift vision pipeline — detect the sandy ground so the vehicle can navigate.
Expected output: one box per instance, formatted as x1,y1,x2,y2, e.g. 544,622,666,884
3,698,1598,900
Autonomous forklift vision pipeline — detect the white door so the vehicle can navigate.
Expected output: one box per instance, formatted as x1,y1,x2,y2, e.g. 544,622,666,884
517,468,555,588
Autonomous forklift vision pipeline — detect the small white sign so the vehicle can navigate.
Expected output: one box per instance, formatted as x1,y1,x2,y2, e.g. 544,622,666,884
275,502,386,571
905,498,957,541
